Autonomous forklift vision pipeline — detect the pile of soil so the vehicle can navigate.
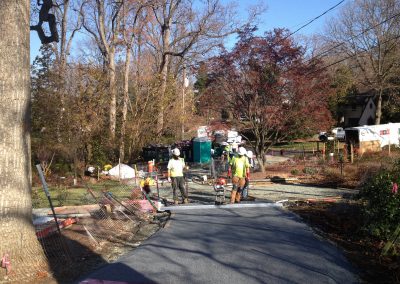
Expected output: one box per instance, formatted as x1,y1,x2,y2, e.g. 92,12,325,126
288,201,400,283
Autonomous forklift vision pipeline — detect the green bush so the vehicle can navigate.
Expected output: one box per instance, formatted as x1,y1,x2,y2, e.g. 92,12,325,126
32,189,41,208
359,160,400,239
290,169,299,175
302,167,317,175
55,186,70,206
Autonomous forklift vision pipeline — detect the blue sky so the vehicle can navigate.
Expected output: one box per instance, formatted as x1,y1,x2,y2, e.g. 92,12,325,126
30,0,343,62
254,0,342,34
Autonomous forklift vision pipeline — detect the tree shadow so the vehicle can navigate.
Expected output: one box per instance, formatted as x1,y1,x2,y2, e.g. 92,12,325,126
36,217,159,283
77,262,157,284
37,233,107,283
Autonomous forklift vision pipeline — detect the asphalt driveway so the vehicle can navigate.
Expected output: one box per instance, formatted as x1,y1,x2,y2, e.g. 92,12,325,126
79,206,358,284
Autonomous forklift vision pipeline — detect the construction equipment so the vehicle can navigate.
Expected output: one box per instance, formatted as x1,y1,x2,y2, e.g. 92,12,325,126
214,177,227,205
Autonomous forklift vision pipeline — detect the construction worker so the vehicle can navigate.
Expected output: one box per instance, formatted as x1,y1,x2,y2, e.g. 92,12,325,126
221,142,231,156
167,148,189,205
241,150,254,200
228,146,250,204
220,142,231,172
231,142,238,155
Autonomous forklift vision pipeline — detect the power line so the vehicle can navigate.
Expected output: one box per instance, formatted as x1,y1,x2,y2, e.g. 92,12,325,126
307,33,400,75
310,10,400,62
281,10,400,75
283,0,346,40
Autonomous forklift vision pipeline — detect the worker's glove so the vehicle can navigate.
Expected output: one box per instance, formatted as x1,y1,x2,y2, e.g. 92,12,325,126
167,177,171,183
227,169,232,178
246,172,250,180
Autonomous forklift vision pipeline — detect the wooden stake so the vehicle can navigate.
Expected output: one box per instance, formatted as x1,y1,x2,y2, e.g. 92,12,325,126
333,140,336,154
350,144,354,164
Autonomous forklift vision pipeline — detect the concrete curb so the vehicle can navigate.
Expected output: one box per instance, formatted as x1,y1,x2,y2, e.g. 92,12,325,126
159,202,283,212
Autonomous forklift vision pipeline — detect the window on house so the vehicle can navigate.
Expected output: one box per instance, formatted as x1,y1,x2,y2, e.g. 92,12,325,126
369,103,373,109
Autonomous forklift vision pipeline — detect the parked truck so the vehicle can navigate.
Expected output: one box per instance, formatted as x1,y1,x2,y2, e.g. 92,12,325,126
319,127,346,142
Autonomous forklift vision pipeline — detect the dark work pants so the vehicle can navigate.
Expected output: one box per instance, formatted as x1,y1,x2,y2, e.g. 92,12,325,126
171,176,187,201
241,178,249,198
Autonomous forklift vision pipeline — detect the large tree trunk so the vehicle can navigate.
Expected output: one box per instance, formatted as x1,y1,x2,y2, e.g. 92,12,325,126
135,35,142,96
56,0,70,143
119,46,132,162
157,17,171,138
0,1,49,281
109,51,117,139
157,60,168,137
255,142,266,174
375,89,383,125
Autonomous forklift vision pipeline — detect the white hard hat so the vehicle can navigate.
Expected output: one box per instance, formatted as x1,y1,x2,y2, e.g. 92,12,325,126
238,147,246,156
172,148,180,156
221,142,229,146
246,150,253,159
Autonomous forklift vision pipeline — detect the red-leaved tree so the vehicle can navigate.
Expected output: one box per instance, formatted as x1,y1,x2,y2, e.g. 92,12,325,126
203,28,333,171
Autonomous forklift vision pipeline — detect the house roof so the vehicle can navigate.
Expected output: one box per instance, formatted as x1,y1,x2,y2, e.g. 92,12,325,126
343,93,374,106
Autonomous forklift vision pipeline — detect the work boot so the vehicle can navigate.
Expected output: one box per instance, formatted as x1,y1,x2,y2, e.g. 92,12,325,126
235,190,241,203
174,200,179,205
230,190,237,204
183,198,189,204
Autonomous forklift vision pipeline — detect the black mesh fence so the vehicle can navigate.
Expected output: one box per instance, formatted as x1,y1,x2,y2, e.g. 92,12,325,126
31,167,169,282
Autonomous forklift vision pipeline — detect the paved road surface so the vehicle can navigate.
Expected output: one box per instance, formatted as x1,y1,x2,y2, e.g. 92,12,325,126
79,206,358,284
156,182,357,205
249,183,357,202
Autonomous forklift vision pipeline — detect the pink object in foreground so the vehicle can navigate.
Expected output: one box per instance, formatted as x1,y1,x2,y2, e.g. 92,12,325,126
1,254,11,274
125,199,155,212
392,183,398,194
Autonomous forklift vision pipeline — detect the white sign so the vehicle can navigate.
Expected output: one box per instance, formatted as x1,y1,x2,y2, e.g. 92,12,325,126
197,126,209,138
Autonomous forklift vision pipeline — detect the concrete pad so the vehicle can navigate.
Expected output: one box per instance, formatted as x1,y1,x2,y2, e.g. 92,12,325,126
159,202,283,212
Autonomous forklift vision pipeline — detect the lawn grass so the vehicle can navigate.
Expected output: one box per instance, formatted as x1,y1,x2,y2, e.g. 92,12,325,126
270,141,317,151
32,180,136,208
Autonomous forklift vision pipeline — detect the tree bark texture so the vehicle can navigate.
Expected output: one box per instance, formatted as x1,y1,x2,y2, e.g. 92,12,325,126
82,0,119,140
375,90,383,125
109,52,117,139
156,14,171,138
119,46,132,162
157,58,168,137
0,1,49,281
55,0,70,143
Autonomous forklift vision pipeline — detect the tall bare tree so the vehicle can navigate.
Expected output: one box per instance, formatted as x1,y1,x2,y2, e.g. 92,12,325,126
0,0,49,280
150,0,258,137
81,0,123,139
325,0,400,124
51,0,83,70
52,0,83,142
119,1,150,162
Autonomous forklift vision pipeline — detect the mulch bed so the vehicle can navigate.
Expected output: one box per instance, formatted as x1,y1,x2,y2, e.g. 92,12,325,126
288,201,400,283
